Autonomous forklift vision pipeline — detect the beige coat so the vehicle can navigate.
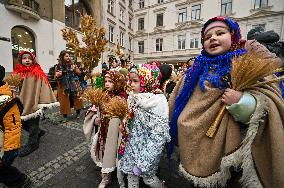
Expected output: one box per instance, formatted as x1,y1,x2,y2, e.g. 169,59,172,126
169,40,284,188
19,76,58,121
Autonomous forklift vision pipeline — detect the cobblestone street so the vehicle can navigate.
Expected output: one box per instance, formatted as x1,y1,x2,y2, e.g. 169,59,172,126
3,107,192,188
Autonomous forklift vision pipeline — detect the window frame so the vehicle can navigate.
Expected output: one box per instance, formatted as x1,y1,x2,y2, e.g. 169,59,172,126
119,7,125,22
190,38,199,48
138,17,144,31
138,41,144,53
156,13,164,27
107,0,114,14
254,0,268,9
11,26,36,68
139,0,145,8
120,31,124,47
65,0,91,30
221,0,232,15
129,0,133,9
191,4,201,20
156,38,163,52
178,7,187,23
178,35,186,50
108,25,114,43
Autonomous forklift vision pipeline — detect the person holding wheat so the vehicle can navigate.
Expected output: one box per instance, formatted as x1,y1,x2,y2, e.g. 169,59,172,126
168,16,284,188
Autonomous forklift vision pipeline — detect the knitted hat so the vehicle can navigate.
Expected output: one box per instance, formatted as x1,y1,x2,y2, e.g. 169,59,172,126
0,65,5,83
201,16,243,51
18,50,35,64
102,62,109,70
130,64,162,93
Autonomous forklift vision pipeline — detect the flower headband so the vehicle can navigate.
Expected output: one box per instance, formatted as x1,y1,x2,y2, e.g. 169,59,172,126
130,64,162,93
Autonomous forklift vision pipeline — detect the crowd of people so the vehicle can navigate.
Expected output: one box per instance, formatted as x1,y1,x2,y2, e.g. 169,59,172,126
0,16,283,188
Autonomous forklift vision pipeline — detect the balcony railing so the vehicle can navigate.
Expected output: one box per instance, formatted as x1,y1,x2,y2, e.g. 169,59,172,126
5,0,40,20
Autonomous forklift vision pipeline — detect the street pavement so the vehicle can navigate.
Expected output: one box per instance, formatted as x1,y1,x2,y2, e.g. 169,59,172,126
2,107,193,188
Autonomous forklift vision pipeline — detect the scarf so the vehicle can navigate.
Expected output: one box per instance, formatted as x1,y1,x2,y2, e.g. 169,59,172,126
167,48,247,161
13,63,49,84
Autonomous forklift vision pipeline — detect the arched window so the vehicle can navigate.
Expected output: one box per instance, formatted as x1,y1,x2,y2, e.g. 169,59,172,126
11,26,36,68
65,0,91,30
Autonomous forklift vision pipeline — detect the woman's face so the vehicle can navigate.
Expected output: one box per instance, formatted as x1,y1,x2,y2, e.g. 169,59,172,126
129,73,140,94
21,54,33,67
203,26,232,55
104,76,114,91
63,53,71,63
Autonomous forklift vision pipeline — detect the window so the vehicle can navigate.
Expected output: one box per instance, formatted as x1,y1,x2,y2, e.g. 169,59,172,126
129,37,133,51
65,0,91,29
107,0,114,14
191,4,201,20
129,0,133,9
129,16,133,29
156,38,163,51
178,35,186,49
138,41,144,53
252,24,266,31
109,25,114,43
254,0,268,9
158,0,164,3
138,18,144,30
156,13,163,27
221,0,232,15
190,38,199,48
120,8,124,22
120,31,124,47
178,8,187,23
11,26,36,68
139,0,145,8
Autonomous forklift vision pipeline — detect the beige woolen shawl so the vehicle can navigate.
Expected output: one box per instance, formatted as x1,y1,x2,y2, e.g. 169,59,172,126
169,40,284,188
19,76,59,121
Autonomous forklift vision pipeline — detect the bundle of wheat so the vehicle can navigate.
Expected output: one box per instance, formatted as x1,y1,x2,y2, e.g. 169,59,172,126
104,96,128,120
4,74,22,87
206,52,284,138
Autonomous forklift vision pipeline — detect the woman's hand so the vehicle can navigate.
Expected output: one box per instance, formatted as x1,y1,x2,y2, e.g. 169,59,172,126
72,64,77,71
95,117,101,125
221,88,243,105
73,64,81,75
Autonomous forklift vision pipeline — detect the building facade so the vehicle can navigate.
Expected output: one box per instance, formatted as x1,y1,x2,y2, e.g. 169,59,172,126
0,0,102,72
132,0,284,64
101,0,134,65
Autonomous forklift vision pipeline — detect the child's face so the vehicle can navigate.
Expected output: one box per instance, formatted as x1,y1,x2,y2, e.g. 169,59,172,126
129,73,140,94
63,53,71,63
203,27,232,55
111,60,118,68
104,76,114,91
21,54,33,67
